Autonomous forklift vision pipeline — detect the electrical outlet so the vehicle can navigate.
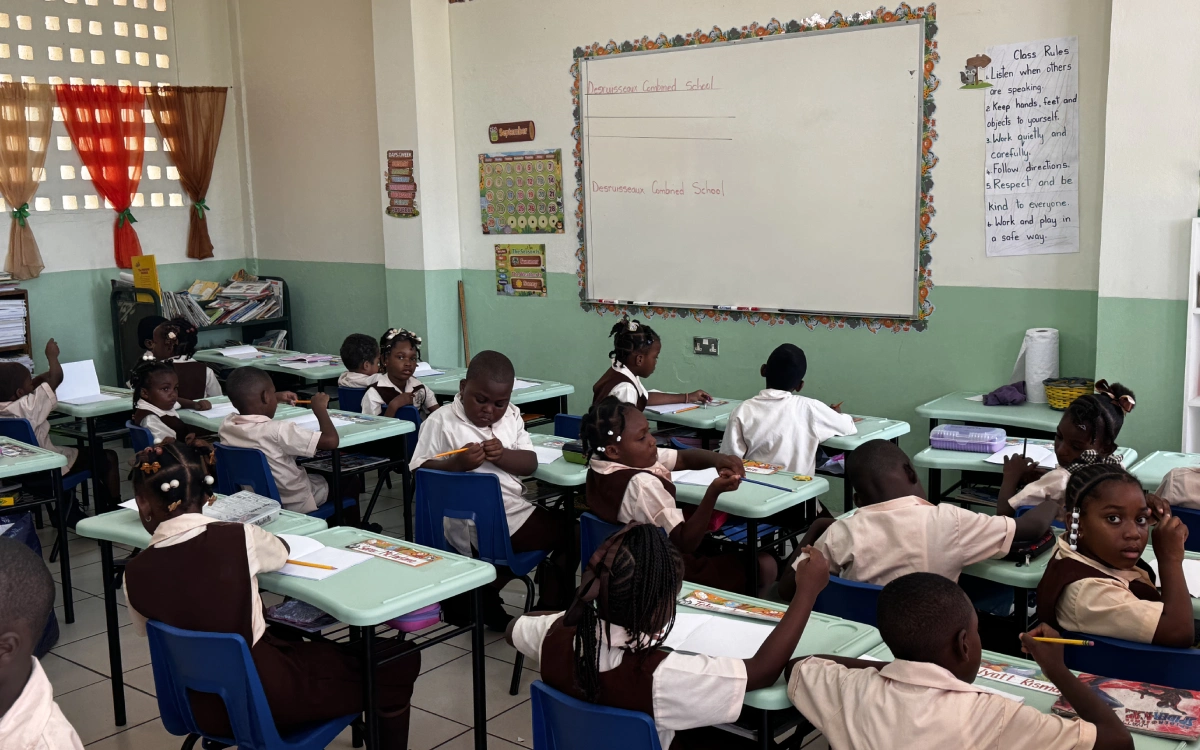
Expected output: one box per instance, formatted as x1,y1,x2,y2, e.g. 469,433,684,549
693,337,719,356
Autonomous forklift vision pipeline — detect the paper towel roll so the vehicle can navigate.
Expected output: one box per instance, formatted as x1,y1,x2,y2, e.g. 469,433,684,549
1011,328,1060,404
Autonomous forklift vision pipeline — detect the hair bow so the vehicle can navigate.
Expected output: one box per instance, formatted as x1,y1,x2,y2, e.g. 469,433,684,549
1094,379,1136,414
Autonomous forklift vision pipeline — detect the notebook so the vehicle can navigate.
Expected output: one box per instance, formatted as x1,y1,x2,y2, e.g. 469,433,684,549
275,534,371,580
662,612,774,659
671,467,720,486
118,491,281,527
185,402,238,418
985,443,1057,470
1145,558,1200,598
1052,675,1200,739
56,360,121,405
679,589,785,622
532,445,563,464
283,413,353,431
512,378,539,391
216,345,263,359
413,362,445,377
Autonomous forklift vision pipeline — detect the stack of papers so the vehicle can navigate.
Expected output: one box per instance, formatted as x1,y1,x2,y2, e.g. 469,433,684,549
0,299,25,347
413,362,445,378
276,534,371,580
512,378,539,391
985,443,1057,470
662,612,775,659
216,345,263,359
279,354,334,364
284,413,353,431
56,360,122,405
1145,558,1200,598
670,467,720,486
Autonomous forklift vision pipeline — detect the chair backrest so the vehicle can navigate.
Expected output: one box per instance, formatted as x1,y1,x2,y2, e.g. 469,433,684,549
336,386,367,414
530,680,662,750
145,620,285,748
812,574,883,627
1172,506,1200,552
1061,631,1200,690
213,444,281,502
1014,504,1066,530
413,468,518,567
668,437,692,451
554,414,582,440
396,405,422,461
579,512,623,567
0,417,38,446
125,420,155,452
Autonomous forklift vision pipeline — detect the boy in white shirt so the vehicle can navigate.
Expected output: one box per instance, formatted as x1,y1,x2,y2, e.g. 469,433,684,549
0,538,85,750
410,351,576,629
337,333,380,389
721,343,856,476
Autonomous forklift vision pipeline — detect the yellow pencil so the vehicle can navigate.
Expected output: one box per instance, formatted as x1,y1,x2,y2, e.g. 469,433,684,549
295,399,311,405
286,559,336,571
433,447,470,459
1031,637,1094,646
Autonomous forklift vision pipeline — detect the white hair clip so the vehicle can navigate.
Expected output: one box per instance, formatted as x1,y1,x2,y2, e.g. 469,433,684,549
607,430,614,436
203,475,215,485
628,320,640,331
615,435,622,442
160,482,171,492
1068,509,1080,551
170,479,180,488
596,446,606,453
167,331,177,340
142,350,155,361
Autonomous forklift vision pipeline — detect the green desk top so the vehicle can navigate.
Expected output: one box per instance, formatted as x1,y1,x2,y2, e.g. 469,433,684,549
1129,452,1200,492
913,441,1138,473
194,347,290,369
646,398,742,431
176,397,309,433
0,437,67,478
675,470,829,519
53,387,135,418
530,434,587,487
676,583,881,711
427,375,573,407
75,506,327,549
916,392,1062,433
195,349,346,382
328,410,413,448
258,527,496,626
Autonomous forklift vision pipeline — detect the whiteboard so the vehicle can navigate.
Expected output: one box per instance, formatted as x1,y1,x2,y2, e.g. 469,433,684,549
580,21,925,318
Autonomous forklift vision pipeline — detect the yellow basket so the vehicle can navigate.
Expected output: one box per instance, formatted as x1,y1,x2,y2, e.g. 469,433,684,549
1042,377,1095,411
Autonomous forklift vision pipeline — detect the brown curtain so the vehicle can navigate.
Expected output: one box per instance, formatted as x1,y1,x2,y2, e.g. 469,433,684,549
0,84,54,279
147,86,227,260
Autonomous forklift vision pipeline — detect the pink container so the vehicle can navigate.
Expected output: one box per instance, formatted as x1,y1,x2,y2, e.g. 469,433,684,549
930,424,1007,454
387,603,442,633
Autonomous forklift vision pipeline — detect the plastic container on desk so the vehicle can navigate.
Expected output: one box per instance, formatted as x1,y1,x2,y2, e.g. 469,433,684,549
930,424,1007,453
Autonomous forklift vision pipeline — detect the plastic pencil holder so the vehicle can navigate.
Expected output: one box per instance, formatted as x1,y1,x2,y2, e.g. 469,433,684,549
386,603,442,633
1042,377,1095,411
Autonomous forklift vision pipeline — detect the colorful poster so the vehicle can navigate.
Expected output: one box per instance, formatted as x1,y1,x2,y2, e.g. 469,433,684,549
495,244,547,297
385,150,419,218
479,148,565,235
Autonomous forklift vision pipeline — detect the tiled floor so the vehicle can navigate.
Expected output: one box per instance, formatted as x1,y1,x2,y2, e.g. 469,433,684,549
34,467,830,749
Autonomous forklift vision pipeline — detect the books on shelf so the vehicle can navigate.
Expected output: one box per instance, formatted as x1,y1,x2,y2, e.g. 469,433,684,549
0,354,33,373
1052,675,1200,740
163,271,285,328
252,329,287,349
186,280,220,301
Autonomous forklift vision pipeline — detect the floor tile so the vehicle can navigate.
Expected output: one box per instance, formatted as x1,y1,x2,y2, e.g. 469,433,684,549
412,654,539,726
53,595,131,647
55,581,94,613
483,635,521,665
485,700,533,746
121,663,156,697
419,641,471,674
84,718,178,750
40,653,107,696
54,624,150,677
53,559,111,597
56,679,160,745
433,730,526,750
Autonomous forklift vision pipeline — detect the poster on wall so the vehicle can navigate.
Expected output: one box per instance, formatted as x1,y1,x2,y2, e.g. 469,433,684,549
479,148,565,235
386,150,419,218
982,36,1079,257
495,244,547,297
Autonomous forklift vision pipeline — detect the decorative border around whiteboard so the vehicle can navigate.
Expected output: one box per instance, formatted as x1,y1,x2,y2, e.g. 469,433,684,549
570,3,939,334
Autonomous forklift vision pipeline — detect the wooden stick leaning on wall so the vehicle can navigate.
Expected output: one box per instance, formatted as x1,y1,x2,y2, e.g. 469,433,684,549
458,279,471,364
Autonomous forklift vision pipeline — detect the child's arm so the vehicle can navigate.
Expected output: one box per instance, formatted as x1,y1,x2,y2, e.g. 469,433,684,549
744,546,828,690
778,518,837,601
1011,499,1057,544
1148,498,1195,648
481,437,537,476
673,447,746,477
1020,626,1134,750
176,397,212,411
421,443,487,473
275,390,298,405
997,455,1046,514
669,472,740,553
31,338,63,391
646,389,711,407
309,393,340,451
384,391,416,418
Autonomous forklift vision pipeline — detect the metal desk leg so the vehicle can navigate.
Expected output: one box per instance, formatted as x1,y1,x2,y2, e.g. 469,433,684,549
1016,587,1033,632
53,469,73,623
472,587,488,750
331,450,344,527
100,540,126,726
360,626,378,750
929,468,942,505
86,416,108,512
759,708,771,750
745,519,759,596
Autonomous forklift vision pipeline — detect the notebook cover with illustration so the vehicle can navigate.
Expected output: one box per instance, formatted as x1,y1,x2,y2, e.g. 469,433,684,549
345,538,442,567
976,657,1059,695
1051,675,1200,739
679,589,784,622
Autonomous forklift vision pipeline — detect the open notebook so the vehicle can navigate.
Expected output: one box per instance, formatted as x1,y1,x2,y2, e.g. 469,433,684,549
275,534,371,580
283,413,353,431
56,360,121,405
184,402,238,418
985,443,1057,470
662,612,774,659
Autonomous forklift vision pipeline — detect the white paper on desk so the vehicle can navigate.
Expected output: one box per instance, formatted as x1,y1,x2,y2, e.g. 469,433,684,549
662,612,774,659
283,413,352,431
966,395,985,402
671,467,720,486
275,533,371,580
645,402,700,415
413,362,444,377
56,360,119,404
985,444,1057,470
217,345,261,359
532,445,563,464
512,379,539,391
119,498,138,510
278,361,327,370
1145,558,1200,598
975,682,1025,703
187,402,238,418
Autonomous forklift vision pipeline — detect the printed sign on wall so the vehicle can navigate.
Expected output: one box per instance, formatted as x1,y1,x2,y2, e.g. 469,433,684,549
479,149,565,234
386,150,419,218
495,244,547,297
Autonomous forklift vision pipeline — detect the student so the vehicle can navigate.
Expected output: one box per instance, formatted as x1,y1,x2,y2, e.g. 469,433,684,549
786,572,1134,750
508,523,830,750
778,440,1056,601
129,359,211,445
1152,466,1200,510
592,319,709,410
721,343,856,475
362,328,439,419
0,338,120,518
217,367,337,515
137,314,175,362
337,333,380,388
999,381,1136,516
582,397,776,595
165,318,222,400
122,443,419,749
410,350,576,626
1036,463,1194,648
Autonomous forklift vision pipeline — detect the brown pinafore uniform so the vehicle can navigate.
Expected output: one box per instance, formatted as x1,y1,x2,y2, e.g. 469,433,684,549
1036,555,1162,631
369,382,427,415
125,522,420,748
172,360,211,402
586,469,746,592
592,368,648,411
133,408,192,443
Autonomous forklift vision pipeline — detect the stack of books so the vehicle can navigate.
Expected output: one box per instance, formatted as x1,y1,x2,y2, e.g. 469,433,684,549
0,298,26,349
0,272,18,293
159,272,285,329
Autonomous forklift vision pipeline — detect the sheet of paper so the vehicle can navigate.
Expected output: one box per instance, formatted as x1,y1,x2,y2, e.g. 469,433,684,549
532,445,563,465
965,394,985,402
645,402,700,415
662,612,775,659
278,361,328,370
0,522,12,538
119,498,138,510
59,393,121,405
670,467,720,486
413,362,445,377
283,413,353,431
974,682,1025,703
278,546,371,580
56,360,104,403
277,533,324,559
1146,558,1200,599
512,378,539,391
187,402,238,418
985,443,1057,470
217,345,262,359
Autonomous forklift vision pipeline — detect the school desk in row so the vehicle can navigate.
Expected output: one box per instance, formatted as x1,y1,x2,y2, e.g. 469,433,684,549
675,583,881,750
860,642,1200,750
74,506,328,727
917,391,1063,435
913,442,1139,506
427,374,574,429
52,385,135,513
1130,451,1200,492
175,395,309,432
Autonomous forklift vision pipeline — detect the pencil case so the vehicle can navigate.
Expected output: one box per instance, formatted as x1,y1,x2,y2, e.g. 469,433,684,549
563,441,587,465
386,603,441,633
930,424,1007,453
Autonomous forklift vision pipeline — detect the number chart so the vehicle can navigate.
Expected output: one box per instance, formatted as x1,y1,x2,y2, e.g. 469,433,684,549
479,148,565,235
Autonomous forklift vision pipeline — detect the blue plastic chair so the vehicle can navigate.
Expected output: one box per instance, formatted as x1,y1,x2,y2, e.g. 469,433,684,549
125,420,155,452
336,386,367,414
1061,631,1200,690
146,620,356,750
554,414,582,441
358,404,420,530
812,574,883,627
414,468,548,694
0,417,89,563
530,680,662,750
213,444,356,522
1014,504,1066,530
1172,506,1200,552
580,512,623,567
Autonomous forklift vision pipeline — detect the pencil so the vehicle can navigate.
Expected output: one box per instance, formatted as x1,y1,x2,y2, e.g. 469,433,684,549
287,559,336,570
1031,637,1094,646
741,476,799,493
1022,437,1027,458
295,399,311,405
433,447,470,459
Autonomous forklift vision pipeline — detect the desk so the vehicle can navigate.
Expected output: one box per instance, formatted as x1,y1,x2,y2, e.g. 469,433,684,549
427,376,572,428
177,396,309,433
646,398,741,449
917,391,1063,434
913,441,1139,506
53,386,134,512
194,348,346,386
259,527,497,750
321,411,414,527
1140,545,1200,620
859,643,1200,750
0,438,71,620
193,347,291,370
1130,452,1200,492
74,506,326,727
529,433,586,488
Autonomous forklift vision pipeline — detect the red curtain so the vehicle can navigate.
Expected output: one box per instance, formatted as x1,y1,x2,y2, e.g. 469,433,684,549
56,84,145,269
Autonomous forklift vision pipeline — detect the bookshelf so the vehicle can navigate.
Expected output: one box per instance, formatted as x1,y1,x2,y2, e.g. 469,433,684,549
109,275,291,382
1184,218,1200,451
0,288,31,359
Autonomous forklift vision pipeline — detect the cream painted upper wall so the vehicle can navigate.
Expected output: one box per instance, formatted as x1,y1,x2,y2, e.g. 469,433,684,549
236,0,384,265
1097,0,1200,301
447,0,1110,291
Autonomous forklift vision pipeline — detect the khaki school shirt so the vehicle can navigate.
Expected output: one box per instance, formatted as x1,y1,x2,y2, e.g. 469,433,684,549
218,414,329,513
1049,538,1164,644
0,382,78,471
588,448,683,531
1155,467,1200,510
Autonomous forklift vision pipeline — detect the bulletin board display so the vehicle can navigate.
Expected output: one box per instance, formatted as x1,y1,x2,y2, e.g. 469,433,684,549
479,149,566,235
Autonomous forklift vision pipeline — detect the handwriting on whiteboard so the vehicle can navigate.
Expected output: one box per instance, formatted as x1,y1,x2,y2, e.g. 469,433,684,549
587,77,717,95
591,180,725,197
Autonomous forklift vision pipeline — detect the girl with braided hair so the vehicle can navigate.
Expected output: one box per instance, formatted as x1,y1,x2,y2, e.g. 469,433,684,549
164,317,223,399
1035,463,1195,647
129,359,210,445
362,328,439,418
124,443,420,749
507,523,830,750
999,380,1137,517
592,318,711,411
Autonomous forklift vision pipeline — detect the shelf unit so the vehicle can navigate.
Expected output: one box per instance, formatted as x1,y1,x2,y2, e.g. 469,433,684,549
1184,218,1200,451
109,275,291,382
0,288,31,362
